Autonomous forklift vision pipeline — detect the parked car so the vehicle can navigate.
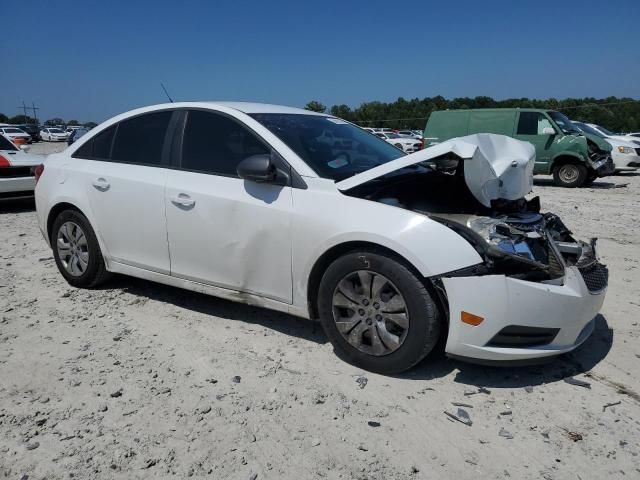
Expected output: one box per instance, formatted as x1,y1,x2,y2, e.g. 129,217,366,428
584,123,640,147
66,126,83,136
0,134,44,199
17,124,42,142
0,126,32,145
34,102,607,373
424,108,614,187
573,121,639,172
397,130,423,140
375,132,422,153
41,127,68,142
67,127,89,146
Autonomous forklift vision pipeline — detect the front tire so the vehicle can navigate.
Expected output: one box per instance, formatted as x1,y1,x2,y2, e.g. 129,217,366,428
553,163,587,187
317,251,441,374
51,210,110,288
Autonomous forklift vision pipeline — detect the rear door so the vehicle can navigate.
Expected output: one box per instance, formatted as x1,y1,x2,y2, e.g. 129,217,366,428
514,111,556,174
73,110,176,273
165,109,293,302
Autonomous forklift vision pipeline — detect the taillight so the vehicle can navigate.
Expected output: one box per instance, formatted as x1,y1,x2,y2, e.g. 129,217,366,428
34,164,44,184
0,154,10,167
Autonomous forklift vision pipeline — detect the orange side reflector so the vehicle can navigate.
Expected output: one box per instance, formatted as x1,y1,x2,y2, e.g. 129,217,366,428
461,311,484,326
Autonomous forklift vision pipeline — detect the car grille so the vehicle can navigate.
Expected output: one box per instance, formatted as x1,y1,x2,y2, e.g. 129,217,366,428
487,325,560,348
578,262,609,293
0,166,35,178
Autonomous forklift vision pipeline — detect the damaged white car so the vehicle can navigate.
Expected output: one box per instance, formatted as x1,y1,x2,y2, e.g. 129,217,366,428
34,102,608,373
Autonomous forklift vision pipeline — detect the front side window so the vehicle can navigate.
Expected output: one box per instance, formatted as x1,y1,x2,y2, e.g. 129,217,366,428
251,113,405,181
180,110,270,176
111,111,172,165
517,112,553,135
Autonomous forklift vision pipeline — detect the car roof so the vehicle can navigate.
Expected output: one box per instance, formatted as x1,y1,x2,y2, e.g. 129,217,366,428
118,101,328,117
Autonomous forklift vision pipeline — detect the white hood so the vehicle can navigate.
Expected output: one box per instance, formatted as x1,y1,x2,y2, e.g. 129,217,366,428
336,133,535,208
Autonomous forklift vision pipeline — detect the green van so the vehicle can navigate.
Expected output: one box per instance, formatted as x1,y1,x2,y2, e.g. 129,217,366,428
424,108,614,187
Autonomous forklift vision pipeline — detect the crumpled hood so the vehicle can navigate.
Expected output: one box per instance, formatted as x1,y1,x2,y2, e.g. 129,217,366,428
336,133,535,208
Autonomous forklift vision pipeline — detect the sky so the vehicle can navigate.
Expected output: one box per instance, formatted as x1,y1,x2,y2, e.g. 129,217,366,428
2,0,639,123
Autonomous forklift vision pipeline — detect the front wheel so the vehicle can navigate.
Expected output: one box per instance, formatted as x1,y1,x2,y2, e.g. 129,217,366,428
317,251,441,374
553,163,587,188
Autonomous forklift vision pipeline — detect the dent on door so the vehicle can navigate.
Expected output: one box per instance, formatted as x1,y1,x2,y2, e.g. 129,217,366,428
165,172,293,303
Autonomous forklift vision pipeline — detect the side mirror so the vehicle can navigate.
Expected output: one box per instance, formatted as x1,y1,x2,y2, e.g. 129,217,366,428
542,127,556,135
237,154,289,186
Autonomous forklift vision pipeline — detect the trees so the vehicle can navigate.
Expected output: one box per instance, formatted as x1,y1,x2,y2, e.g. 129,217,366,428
67,119,80,126
9,115,37,124
0,113,9,124
304,101,326,113
310,96,640,132
45,118,65,126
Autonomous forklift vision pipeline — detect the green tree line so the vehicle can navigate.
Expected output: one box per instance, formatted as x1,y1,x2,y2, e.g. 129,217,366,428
306,96,640,132
0,112,97,129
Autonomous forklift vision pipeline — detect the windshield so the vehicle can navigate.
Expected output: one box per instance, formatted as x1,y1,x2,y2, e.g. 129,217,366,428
4,128,24,134
49,128,64,133
250,114,405,181
547,111,581,135
595,124,614,136
573,121,605,138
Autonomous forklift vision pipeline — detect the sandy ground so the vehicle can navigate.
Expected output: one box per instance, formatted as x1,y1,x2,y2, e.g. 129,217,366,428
1,142,639,480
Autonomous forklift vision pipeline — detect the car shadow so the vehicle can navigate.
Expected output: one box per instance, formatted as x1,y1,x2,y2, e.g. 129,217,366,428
103,275,328,345
397,314,613,388
0,197,35,213
533,178,626,189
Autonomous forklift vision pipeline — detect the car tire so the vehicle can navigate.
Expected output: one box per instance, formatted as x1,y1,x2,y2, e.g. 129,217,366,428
317,250,441,374
51,209,111,288
553,163,587,188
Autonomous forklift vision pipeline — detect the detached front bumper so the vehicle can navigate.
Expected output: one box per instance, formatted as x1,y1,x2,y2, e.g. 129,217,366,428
442,265,605,363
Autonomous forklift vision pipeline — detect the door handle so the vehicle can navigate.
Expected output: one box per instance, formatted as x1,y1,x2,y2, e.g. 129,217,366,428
170,193,195,208
92,178,110,191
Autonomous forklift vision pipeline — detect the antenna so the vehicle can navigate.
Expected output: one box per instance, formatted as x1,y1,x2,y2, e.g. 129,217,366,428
160,83,174,103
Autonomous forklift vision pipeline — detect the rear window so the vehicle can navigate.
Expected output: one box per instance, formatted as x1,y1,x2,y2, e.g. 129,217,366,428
0,135,18,151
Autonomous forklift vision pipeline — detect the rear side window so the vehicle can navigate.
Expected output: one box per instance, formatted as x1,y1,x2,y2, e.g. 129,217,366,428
73,126,116,160
517,112,553,135
181,110,270,176
111,111,172,165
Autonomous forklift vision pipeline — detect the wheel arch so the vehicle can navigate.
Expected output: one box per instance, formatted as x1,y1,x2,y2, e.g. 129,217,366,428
46,202,88,244
306,240,445,321
550,153,586,171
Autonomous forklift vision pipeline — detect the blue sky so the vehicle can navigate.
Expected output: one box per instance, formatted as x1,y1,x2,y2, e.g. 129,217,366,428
2,0,638,123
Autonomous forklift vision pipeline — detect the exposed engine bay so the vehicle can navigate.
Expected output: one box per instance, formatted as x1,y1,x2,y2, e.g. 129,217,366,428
344,159,608,289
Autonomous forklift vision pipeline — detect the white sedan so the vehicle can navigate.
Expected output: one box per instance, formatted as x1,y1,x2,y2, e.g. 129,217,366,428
0,126,31,144
374,132,422,153
34,102,606,373
0,134,44,198
41,127,68,142
573,121,639,172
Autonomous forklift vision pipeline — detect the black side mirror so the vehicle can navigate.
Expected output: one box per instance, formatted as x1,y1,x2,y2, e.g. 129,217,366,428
237,154,289,186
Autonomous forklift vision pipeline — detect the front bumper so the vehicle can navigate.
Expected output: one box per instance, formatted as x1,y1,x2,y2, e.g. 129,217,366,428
592,155,615,177
442,265,605,362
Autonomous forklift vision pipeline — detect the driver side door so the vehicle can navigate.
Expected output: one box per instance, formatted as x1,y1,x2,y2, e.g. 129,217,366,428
515,111,556,174
165,109,293,303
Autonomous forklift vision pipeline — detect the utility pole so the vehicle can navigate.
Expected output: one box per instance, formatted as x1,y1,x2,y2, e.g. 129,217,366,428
31,102,40,125
18,101,29,122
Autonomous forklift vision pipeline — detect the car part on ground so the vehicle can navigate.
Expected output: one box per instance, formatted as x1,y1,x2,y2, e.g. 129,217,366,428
34,102,607,373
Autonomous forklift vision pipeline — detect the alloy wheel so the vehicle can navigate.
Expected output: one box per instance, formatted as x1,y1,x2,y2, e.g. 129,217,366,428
332,270,409,356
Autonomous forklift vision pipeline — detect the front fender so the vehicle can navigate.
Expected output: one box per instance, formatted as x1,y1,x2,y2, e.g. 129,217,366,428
291,184,483,311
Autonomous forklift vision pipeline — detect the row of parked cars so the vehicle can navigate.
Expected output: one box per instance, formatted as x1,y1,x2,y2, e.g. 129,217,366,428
0,124,89,146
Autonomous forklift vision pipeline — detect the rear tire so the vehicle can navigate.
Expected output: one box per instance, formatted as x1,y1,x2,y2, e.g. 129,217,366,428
51,209,110,288
317,251,441,374
553,163,587,188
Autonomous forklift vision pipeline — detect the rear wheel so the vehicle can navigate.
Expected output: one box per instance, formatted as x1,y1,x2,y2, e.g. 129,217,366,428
52,210,110,288
317,251,441,374
553,163,587,188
